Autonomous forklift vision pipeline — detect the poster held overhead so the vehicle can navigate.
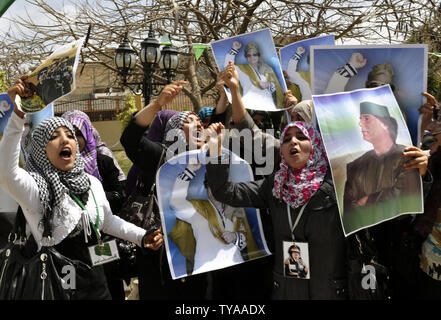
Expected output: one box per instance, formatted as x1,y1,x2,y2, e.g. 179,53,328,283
156,149,271,279
211,28,287,112
310,44,428,145
279,35,335,103
313,86,424,236
0,93,14,134
16,37,85,114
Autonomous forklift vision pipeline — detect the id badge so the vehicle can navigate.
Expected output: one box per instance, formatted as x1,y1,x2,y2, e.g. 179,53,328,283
283,241,310,279
88,239,120,267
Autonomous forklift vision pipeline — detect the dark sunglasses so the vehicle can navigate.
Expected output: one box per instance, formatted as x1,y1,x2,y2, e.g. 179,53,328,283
366,81,395,92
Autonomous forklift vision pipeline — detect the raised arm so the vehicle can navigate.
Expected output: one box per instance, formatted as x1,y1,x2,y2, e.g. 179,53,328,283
224,41,242,68
286,47,312,100
419,91,440,139
121,81,187,173
134,80,188,127
204,123,270,208
214,73,229,116
325,52,367,94
168,166,200,222
220,61,246,124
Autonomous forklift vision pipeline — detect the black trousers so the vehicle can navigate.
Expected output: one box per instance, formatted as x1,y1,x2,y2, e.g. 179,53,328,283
137,247,207,300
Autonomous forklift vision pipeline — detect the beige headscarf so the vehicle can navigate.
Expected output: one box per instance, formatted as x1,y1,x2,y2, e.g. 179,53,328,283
366,62,394,87
291,100,315,126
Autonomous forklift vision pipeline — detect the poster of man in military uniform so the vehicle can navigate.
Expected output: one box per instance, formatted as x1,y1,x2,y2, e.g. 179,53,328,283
312,86,423,236
18,37,84,113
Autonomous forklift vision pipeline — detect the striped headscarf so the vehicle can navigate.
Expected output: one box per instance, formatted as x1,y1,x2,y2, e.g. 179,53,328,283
272,121,328,209
61,110,102,182
198,106,215,121
25,117,90,218
162,111,200,159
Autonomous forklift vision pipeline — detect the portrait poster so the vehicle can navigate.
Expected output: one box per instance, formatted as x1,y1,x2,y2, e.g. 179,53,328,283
282,241,310,280
17,37,85,113
312,86,423,236
211,28,288,112
19,103,54,165
156,149,271,279
0,94,18,215
279,35,335,103
0,93,14,134
310,44,428,145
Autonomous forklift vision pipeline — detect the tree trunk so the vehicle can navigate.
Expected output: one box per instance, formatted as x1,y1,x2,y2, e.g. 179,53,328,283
185,58,203,113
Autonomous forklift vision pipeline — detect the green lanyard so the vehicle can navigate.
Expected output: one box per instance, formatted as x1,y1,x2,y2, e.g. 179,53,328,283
71,189,101,244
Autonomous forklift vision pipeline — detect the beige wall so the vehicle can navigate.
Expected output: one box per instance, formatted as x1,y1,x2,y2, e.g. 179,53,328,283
92,120,124,151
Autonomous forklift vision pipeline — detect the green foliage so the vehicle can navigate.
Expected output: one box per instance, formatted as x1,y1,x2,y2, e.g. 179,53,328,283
428,57,441,101
117,94,138,132
405,24,441,101
0,70,7,92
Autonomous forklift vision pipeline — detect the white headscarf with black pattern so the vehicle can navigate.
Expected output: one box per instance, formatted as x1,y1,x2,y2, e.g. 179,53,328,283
25,117,91,219
162,111,198,158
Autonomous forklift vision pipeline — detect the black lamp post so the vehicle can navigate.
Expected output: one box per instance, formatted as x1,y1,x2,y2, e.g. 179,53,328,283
115,27,179,105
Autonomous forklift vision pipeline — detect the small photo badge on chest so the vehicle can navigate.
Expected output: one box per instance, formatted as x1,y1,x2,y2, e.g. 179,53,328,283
88,239,120,267
283,241,310,279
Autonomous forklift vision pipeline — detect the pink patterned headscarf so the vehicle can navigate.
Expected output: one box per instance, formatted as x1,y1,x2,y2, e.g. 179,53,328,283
272,121,328,209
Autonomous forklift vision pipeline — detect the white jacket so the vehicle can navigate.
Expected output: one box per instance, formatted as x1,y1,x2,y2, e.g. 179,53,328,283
0,112,146,249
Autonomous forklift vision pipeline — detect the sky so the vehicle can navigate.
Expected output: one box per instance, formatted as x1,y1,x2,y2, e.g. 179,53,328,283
0,0,78,35
0,0,364,45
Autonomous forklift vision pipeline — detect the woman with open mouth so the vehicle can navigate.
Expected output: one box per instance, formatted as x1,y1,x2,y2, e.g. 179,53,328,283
203,120,348,299
120,81,209,300
0,75,163,300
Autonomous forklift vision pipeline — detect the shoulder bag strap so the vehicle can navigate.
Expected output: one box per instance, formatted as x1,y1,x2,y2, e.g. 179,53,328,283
10,205,27,241
147,148,166,195
135,148,166,194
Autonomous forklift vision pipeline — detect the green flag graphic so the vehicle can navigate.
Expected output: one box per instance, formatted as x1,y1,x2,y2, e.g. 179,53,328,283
160,33,172,46
193,44,208,61
0,0,15,17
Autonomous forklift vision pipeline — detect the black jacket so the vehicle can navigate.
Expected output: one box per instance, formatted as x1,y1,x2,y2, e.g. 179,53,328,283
206,160,347,300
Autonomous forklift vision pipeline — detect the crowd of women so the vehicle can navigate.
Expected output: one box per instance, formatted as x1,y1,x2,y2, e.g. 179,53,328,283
0,57,440,299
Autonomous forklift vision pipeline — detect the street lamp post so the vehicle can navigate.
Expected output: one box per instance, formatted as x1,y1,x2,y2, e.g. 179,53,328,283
115,27,179,105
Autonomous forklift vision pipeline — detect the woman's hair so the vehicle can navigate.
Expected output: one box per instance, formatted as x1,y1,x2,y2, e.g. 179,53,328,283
291,100,315,125
244,42,273,75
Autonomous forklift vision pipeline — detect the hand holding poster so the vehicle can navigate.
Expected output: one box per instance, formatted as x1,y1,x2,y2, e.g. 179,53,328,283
211,29,287,112
157,149,271,279
17,37,85,113
313,86,424,236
